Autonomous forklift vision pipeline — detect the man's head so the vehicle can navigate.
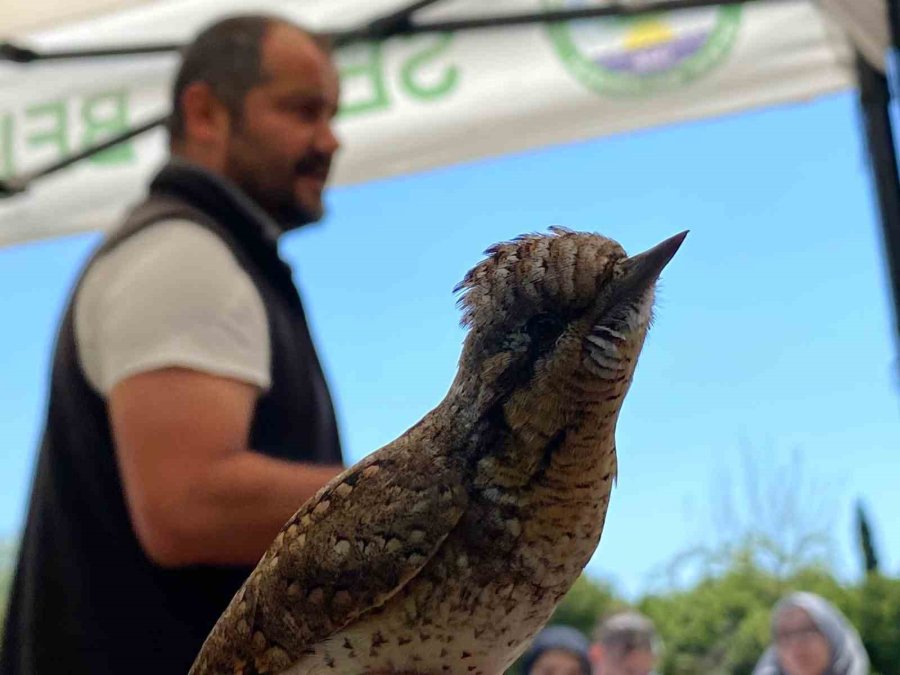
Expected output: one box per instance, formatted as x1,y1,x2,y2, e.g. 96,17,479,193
590,611,660,675
169,15,340,230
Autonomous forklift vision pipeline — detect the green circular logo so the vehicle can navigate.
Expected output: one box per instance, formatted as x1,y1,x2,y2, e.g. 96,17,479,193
544,1,742,96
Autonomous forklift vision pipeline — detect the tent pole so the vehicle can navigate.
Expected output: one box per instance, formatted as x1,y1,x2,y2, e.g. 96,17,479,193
856,50,900,369
0,115,167,197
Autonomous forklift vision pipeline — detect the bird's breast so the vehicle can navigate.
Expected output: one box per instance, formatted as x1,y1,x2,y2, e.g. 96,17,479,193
282,458,614,675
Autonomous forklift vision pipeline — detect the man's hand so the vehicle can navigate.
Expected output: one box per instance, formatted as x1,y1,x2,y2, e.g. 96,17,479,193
109,367,342,568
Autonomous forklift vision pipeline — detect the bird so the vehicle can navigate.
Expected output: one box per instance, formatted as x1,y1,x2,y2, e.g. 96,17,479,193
189,227,687,675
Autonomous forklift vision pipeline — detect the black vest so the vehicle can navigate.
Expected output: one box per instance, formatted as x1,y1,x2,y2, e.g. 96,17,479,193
0,163,343,675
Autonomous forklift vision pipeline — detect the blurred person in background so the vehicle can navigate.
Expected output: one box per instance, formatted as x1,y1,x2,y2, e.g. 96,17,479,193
753,591,869,675
522,625,593,675
1,14,345,675
590,610,661,675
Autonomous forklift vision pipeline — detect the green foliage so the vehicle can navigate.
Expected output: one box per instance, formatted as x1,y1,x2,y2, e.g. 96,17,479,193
635,554,859,675
856,573,900,674
637,551,775,674
0,539,15,635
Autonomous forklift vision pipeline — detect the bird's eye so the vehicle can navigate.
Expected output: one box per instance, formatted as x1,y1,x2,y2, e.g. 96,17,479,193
525,313,565,353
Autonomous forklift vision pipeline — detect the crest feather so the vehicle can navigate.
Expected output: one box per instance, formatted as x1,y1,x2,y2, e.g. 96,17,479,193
455,227,624,329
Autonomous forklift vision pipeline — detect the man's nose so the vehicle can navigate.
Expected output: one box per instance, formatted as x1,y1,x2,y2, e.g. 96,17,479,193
314,119,340,156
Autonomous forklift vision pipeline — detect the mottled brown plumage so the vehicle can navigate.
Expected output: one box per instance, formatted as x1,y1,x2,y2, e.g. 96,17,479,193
189,227,686,675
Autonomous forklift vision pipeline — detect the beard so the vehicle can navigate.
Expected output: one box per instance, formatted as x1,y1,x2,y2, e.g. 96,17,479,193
223,135,332,232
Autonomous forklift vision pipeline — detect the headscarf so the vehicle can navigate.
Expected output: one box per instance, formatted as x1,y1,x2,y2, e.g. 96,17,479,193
752,592,869,675
521,625,592,675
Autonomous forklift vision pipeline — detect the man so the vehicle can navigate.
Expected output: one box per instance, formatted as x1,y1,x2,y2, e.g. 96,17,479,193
590,611,662,675
1,15,345,675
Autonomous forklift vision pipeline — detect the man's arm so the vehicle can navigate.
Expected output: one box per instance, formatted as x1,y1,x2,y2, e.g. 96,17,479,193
109,366,343,568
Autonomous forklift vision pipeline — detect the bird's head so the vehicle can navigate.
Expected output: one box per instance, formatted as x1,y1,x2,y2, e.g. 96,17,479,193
452,228,686,453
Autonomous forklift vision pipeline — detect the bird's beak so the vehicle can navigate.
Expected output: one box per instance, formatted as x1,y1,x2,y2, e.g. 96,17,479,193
617,231,688,297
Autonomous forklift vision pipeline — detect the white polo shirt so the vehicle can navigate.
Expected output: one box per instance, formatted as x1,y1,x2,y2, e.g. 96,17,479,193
74,218,272,396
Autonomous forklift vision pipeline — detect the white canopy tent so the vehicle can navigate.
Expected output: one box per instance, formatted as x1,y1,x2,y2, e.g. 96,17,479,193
0,0,897,344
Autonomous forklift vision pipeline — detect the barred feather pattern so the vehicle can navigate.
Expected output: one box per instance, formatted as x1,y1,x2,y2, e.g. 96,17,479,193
189,227,682,675
454,226,626,332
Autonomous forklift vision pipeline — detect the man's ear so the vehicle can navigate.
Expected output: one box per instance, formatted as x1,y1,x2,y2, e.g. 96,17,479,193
179,81,231,147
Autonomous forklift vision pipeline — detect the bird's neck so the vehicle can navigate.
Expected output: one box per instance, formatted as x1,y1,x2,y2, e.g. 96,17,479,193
427,370,619,489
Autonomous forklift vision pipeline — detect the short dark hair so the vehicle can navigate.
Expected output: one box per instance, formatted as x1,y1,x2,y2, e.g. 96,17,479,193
167,14,330,142
593,611,661,655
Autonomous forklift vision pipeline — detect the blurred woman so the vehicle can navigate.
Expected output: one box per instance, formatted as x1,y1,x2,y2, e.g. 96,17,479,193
753,592,869,675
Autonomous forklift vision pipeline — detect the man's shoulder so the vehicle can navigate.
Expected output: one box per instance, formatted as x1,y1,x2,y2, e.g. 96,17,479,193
74,217,272,395
104,217,232,262
84,218,248,294
74,216,262,337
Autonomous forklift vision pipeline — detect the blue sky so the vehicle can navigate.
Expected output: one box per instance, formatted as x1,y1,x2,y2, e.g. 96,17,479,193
1,91,898,597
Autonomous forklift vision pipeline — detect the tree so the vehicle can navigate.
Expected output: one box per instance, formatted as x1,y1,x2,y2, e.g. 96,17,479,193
856,573,900,674
856,500,880,574
695,444,836,580
640,548,782,675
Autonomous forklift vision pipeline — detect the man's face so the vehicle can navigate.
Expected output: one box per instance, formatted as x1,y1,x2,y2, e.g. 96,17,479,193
223,24,340,229
595,645,657,675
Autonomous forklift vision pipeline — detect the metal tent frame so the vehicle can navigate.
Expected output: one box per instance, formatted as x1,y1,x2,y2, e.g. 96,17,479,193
1,0,899,362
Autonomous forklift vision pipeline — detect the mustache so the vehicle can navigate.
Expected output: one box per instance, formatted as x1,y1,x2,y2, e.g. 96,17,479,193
294,153,331,178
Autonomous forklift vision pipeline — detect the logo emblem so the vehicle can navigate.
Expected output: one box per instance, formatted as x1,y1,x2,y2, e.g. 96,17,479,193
544,0,741,96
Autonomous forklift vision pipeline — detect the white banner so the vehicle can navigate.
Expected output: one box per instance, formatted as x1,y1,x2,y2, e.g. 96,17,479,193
819,0,888,72
0,0,857,247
